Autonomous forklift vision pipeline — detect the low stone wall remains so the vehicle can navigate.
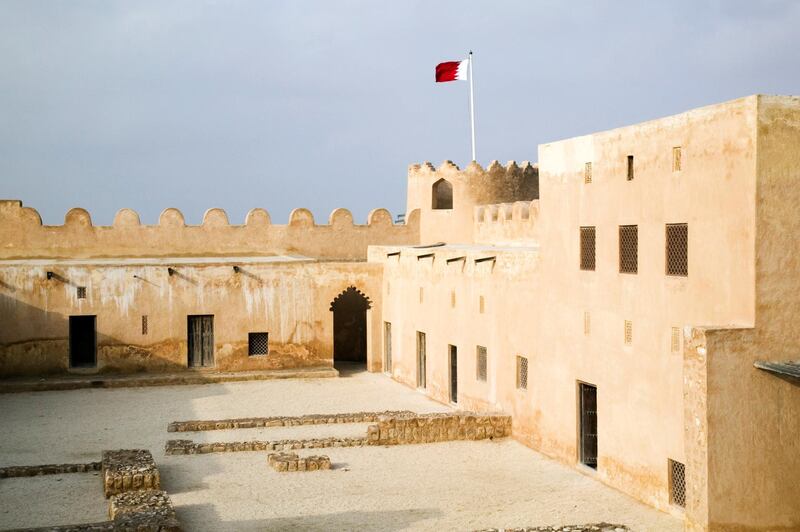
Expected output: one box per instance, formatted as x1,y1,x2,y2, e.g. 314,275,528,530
101,450,160,499
267,452,331,472
167,410,414,432
366,412,512,446
0,462,101,478
108,489,181,530
165,436,368,455
477,525,629,532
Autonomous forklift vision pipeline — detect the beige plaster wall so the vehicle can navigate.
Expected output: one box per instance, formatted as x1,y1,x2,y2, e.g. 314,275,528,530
0,202,420,261
0,259,382,376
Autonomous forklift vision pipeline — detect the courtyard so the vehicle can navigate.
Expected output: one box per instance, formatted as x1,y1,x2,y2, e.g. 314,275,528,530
0,370,681,531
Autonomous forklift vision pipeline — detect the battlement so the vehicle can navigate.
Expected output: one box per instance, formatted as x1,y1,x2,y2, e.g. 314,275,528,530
474,200,540,245
0,200,420,261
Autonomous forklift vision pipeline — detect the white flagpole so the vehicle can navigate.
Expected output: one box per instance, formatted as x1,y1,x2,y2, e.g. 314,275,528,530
468,51,476,162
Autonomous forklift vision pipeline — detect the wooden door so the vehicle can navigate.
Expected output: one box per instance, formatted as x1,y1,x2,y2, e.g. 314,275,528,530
69,315,96,368
579,383,598,469
449,345,458,403
188,315,214,367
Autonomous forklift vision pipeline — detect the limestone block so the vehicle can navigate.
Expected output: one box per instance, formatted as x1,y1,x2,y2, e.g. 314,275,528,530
101,450,160,498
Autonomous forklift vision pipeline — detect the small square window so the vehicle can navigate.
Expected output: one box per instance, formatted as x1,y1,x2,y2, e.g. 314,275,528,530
476,346,487,382
248,332,269,356
627,155,634,181
673,147,682,172
584,162,592,184
580,226,596,271
516,355,528,390
76,286,87,299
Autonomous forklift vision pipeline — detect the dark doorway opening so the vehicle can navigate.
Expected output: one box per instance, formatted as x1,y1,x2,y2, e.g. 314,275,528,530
416,331,426,388
69,315,96,368
330,286,371,367
449,344,458,403
188,315,214,367
579,383,598,469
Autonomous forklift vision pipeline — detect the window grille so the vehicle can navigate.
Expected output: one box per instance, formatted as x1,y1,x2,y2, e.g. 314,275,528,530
671,327,680,352
666,223,688,276
669,459,686,507
476,346,487,382
673,147,682,172
77,286,87,299
584,162,592,184
624,320,633,345
580,226,596,271
619,225,638,274
248,332,269,356
627,155,634,181
584,311,591,335
142,315,148,335
516,355,528,390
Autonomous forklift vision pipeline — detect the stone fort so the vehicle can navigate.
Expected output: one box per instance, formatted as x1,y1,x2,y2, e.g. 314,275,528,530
1,94,799,531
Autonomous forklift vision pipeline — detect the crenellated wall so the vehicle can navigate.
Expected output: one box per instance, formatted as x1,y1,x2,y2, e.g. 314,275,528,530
405,160,538,244
0,201,420,261
473,200,540,246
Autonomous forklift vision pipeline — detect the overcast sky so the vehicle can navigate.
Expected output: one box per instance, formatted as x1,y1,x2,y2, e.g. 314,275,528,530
1,1,799,225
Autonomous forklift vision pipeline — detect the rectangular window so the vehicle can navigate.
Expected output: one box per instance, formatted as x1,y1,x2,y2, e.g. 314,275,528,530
451,290,456,308
77,286,87,299
580,226,596,271
584,311,591,336
627,155,634,181
141,315,148,335
624,320,633,345
419,287,424,304
666,223,688,276
479,295,485,314
579,383,598,469
516,355,528,390
383,322,392,372
669,459,686,508
584,162,592,184
476,346,487,382
248,332,269,356
416,331,426,389
619,225,638,274
671,327,681,352
673,147,682,172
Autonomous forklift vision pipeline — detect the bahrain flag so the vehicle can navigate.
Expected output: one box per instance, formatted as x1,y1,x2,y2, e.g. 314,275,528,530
435,59,469,82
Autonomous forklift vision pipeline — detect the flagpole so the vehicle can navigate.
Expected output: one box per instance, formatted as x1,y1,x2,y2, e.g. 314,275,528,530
468,51,476,162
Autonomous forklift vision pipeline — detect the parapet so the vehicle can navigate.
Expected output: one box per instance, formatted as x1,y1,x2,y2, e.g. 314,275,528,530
0,200,421,261
408,160,539,205
474,200,540,246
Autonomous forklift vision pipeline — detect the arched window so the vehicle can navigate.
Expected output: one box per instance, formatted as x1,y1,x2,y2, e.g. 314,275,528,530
432,178,453,210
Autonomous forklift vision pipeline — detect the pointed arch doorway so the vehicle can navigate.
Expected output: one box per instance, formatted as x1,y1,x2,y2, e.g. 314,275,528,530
330,286,372,368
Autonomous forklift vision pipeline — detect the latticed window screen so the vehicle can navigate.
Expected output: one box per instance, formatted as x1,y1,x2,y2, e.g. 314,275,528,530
584,162,592,184
673,147,682,172
666,223,688,276
141,315,148,335
671,327,681,352
669,459,686,507
580,226,596,271
77,286,87,299
476,346,487,382
248,332,269,356
516,356,528,390
624,320,633,345
619,225,638,273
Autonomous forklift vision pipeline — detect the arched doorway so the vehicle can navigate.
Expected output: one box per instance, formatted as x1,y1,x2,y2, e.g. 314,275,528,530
330,286,372,367
432,178,453,209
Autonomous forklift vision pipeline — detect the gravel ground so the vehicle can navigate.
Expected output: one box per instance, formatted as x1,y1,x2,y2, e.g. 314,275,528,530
0,369,681,531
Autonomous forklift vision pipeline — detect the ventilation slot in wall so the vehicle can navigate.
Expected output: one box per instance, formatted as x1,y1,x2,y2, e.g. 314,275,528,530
479,295,485,314
476,346,487,382
584,162,592,184
671,327,681,352
666,223,688,276
77,286,87,299
248,332,269,356
419,287,424,304
624,320,633,345
451,290,456,308
580,226,596,271
673,147,682,172
516,355,528,390
141,315,148,335
584,312,591,336
669,459,686,508
619,225,638,274
627,155,634,181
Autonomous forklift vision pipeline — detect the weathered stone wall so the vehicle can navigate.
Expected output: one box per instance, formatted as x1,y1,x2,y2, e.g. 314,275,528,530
366,412,512,445
168,410,414,432
473,201,540,246
267,452,331,472
101,450,160,498
165,436,368,455
0,462,101,478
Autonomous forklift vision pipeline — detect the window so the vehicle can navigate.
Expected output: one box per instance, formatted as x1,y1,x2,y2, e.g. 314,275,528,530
451,290,456,308
479,295,485,314
669,459,686,508
619,225,638,274
432,178,453,209
624,320,633,345
516,355,528,390
419,287,424,303
584,162,592,184
671,327,681,352
383,322,392,372
666,223,688,276
584,311,591,336
77,286,87,299
141,315,148,335
248,332,269,356
673,147,682,172
627,155,634,181
476,346,487,382
580,226,596,271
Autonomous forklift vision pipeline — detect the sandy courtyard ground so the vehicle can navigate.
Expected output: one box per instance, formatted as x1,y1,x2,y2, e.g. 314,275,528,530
0,369,681,531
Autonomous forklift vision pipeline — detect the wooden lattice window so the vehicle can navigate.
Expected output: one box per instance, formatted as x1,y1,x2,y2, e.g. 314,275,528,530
580,226,596,271
584,162,592,184
666,223,688,276
516,355,528,390
141,315,148,335
627,155,634,181
476,346,487,382
248,332,269,356
669,459,686,508
673,147,682,172
619,225,638,274
77,286,87,299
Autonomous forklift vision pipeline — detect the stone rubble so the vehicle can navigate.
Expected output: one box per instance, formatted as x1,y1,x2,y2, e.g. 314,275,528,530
167,409,415,432
101,450,160,499
267,452,331,472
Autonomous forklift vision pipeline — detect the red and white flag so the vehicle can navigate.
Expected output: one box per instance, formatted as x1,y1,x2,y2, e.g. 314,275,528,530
435,59,469,82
